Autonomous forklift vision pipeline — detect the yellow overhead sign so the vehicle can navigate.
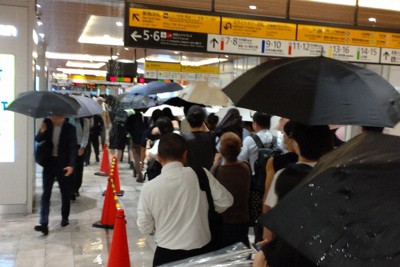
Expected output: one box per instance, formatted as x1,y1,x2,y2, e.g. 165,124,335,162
129,8,220,34
145,62,181,72
145,62,220,74
297,24,400,48
181,65,220,74
221,17,297,40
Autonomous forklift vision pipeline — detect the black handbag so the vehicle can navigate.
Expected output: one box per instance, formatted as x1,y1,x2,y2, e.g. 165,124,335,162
35,140,52,167
192,167,224,251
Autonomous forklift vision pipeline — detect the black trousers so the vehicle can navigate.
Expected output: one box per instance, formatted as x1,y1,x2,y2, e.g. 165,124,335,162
40,157,72,225
220,222,250,248
85,133,100,163
153,244,210,267
73,145,84,193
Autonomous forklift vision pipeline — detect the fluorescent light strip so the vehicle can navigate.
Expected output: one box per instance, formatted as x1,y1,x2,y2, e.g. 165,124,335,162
78,35,123,46
46,52,117,62
181,58,228,66
66,61,105,69
137,57,227,66
57,68,107,77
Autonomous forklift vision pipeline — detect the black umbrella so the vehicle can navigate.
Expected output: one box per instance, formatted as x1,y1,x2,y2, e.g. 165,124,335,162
223,56,400,127
163,96,205,114
261,132,400,266
6,91,80,118
119,94,156,110
127,81,183,96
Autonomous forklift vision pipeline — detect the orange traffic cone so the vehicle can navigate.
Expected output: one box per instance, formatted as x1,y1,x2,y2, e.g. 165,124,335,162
95,144,110,176
107,209,131,267
93,179,117,229
111,157,124,196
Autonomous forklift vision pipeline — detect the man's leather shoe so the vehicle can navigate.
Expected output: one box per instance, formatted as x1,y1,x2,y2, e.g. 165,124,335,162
34,225,49,235
136,178,144,183
61,219,69,227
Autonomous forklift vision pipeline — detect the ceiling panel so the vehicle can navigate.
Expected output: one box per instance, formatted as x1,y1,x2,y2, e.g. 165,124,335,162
358,8,400,29
128,0,213,11
214,0,288,18
290,0,356,24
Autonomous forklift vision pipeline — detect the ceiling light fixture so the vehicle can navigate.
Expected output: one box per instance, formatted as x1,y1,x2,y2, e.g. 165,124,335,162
368,17,377,22
46,52,118,62
57,68,107,77
249,5,257,10
78,15,124,46
181,58,228,66
136,54,228,66
116,21,123,27
66,61,106,69
37,21,43,26
33,29,38,44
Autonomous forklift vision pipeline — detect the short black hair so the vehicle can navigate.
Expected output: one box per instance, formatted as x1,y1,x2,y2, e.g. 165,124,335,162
206,113,219,131
186,105,205,128
283,120,296,137
291,122,334,160
162,107,175,120
253,112,271,129
156,116,174,135
158,133,187,161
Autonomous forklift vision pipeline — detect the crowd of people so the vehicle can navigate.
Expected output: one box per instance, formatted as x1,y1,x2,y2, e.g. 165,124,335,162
34,94,353,267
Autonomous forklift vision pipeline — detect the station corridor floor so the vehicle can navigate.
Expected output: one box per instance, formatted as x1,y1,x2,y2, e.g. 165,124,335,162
0,156,156,267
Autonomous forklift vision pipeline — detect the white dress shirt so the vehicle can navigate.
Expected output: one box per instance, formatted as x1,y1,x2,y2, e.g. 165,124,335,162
238,129,273,174
69,118,90,148
137,162,233,250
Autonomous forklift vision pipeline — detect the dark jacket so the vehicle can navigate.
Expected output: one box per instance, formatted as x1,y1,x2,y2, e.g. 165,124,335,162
35,118,77,169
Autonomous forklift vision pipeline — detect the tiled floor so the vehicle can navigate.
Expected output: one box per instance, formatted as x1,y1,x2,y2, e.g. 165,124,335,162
0,153,156,267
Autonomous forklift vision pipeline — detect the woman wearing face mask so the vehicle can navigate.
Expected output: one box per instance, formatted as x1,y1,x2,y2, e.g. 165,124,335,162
262,120,298,213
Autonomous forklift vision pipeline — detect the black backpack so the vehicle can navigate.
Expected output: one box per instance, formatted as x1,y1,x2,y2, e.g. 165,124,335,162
249,134,282,240
144,158,162,181
250,134,282,193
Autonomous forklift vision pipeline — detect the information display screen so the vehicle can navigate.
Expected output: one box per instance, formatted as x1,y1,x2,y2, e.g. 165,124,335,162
0,54,15,162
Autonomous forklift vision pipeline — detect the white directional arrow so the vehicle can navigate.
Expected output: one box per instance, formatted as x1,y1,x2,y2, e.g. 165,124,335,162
131,31,142,41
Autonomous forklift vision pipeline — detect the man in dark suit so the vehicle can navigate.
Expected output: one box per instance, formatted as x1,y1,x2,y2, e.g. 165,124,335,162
34,115,77,235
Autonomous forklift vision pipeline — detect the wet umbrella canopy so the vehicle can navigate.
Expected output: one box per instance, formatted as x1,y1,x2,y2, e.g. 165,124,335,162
127,81,183,96
70,95,103,117
178,81,232,106
118,94,155,110
261,132,400,266
6,91,80,118
223,56,400,127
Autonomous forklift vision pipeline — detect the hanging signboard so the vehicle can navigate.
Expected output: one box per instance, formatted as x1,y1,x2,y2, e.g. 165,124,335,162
125,4,400,65
297,24,400,49
221,17,296,40
380,48,400,64
125,5,220,52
